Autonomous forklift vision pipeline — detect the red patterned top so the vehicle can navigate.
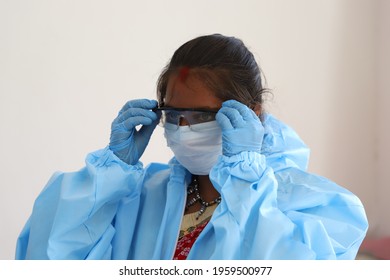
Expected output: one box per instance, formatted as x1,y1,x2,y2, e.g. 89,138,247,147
173,220,209,260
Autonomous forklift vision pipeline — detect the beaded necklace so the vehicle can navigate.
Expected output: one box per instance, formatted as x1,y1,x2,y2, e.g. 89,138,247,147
186,176,221,220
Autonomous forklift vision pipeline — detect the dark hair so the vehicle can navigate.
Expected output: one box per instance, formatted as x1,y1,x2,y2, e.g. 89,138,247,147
157,34,269,115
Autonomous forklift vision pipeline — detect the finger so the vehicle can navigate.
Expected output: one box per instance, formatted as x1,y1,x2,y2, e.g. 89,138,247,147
121,116,155,131
138,117,159,140
222,100,258,121
216,111,234,130
217,107,244,128
121,99,158,112
115,108,158,125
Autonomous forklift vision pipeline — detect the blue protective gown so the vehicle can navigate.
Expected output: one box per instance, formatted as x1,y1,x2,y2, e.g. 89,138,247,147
16,114,368,260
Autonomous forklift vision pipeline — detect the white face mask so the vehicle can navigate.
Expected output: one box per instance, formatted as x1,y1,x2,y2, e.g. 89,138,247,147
164,121,222,175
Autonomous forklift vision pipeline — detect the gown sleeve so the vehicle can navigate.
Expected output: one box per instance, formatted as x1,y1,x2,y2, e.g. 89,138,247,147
15,147,144,260
189,114,368,260
190,151,368,260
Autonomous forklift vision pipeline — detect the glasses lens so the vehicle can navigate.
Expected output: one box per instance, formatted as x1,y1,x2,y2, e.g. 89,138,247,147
158,109,217,131
186,111,216,125
159,110,179,131
164,110,181,124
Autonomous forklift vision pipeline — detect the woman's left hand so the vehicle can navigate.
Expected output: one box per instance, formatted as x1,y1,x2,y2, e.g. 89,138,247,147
216,100,264,157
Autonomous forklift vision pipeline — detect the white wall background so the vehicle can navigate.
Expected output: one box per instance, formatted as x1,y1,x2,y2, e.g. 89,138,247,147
0,0,388,259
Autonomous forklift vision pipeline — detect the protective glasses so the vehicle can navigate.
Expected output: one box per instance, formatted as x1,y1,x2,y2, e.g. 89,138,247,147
154,107,218,131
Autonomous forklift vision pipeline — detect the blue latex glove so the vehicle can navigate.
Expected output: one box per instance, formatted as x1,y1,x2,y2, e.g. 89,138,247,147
109,99,159,165
216,100,264,157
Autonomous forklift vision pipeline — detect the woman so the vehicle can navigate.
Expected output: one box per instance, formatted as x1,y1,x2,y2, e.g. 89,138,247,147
16,34,368,260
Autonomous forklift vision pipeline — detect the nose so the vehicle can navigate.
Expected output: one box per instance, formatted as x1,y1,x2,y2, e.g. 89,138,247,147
178,117,190,126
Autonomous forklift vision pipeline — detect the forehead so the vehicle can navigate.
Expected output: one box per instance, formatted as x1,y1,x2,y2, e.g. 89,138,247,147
164,72,222,109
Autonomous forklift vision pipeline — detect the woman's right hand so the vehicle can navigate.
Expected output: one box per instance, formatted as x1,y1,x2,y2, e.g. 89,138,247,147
109,99,159,165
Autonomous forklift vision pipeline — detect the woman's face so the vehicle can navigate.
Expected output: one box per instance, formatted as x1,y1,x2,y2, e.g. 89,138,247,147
164,72,222,111
163,71,261,117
